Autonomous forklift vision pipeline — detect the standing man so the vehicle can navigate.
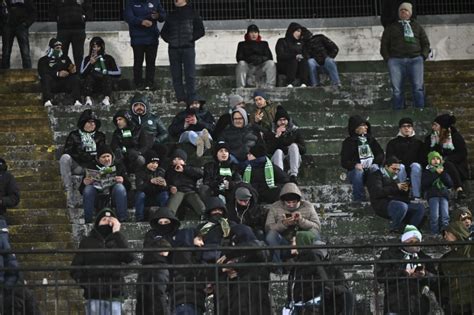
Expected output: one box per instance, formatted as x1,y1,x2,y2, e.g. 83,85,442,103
161,0,205,104
380,2,430,109
0,0,36,69
49,0,94,68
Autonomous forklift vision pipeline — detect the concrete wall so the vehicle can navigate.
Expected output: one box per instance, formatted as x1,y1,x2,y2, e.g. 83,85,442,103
3,14,474,68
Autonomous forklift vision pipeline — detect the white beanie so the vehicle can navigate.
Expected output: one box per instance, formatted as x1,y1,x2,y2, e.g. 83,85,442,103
401,225,422,242
399,2,413,15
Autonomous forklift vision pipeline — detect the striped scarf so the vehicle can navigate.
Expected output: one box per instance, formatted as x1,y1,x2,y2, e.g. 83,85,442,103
243,157,275,188
430,131,455,150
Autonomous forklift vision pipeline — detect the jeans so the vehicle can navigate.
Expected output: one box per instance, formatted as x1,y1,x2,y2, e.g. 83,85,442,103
85,299,122,315
387,200,425,231
178,130,211,146
428,197,449,234
308,57,340,86
134,190,169,221
347,165,379,201
174,303,200,315
59,154,85,190
236,60,276,88
1,23,31,69
387,56,425,109
265,230,291,264
83,184,128,222
398,163,422,198
169,47,196,102
131,44,158,87
57,29,86,68
271,144,301,176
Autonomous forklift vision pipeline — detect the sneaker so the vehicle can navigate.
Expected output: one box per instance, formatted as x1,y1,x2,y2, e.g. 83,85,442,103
74,100,83,106
286,84,294,88
289,175,298,185
300,83,307,88
85,96,93,106
101,96,110,106
196,137,205,157
144,86,151,91
201,129,212,149
44,100,53,107
411,197,424,204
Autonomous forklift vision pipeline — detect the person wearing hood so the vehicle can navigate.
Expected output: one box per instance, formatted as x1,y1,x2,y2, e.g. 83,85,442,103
424,113,468,200
60,109,106,207
70,208,134,314
305,31,341,88
367,156,425,232
134,150,169,222
212,94,248,139
251,90,281,133
452,207,474,239
265,182,321,264
376,225,436,315
200,141,242,203
265,106,306,184
80,36,121,106
236,24,276,88
340,115,384,202
165,148,205,217
129,93,169,145
0,158,19,217
124,0,166,90
439,221,473,314
37,38,82,107
386,117,424,202
110,109,154,173
275,22,309,87
160,0,205,103
381,2,430,109
80,145,130,223
168,96,215,157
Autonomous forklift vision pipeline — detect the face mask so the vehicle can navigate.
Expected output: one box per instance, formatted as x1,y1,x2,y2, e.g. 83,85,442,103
210,214,223,222
96,225,113,238
157,224,174,236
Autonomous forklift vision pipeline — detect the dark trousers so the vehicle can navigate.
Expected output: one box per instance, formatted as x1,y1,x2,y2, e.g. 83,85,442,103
168,47,196,102
131,44,158,87
444,160,463,189
278,58,309,85
1,23,31,69
57,29,86,67
40,74,81,102
83,72,113,97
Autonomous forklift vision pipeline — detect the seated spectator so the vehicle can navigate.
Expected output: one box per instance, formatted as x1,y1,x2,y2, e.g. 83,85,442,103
386,117,424,202
275,22,309,87
60,110,106,208
111,110,153,173
422,151,453,236
424,114,468,200
129,93,169,146
380,2,430,109
266,106,305,184
250,90,280,133
287,234,354,315
340,115,384,202
367,156,425,232
218,107,259,164
200,141,242,202
242,142,289,203
37,38,81,107
265,182,321,265
376,225,437,314
80,36,121,106
305,31,341,87
439,221,474,314
212,94,248,139
165,149,205,217
80,146,130,223
168,97,215,157
0,158,20,216
452,207,474,239
236,24,276,88
142,207,181,249
70,209,134,314
134,150,169,222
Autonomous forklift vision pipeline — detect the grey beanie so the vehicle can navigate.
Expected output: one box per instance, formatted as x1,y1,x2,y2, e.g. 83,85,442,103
228,94,244,110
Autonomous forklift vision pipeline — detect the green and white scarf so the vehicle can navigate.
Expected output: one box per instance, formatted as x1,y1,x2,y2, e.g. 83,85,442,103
430,131,455,150
199,218,231,238
381,167,398,181
358,136,374,169
400,20,415,43
79,130,96,153
243,157,275,188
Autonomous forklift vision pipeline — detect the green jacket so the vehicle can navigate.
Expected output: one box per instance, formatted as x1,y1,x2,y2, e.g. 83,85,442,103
251,101,278,132
380,20,430,61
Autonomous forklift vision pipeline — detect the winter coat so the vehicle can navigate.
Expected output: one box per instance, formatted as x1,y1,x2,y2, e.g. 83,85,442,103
63,110,106,166
135,165,167,196
70,228,134,300
80,37,121,77
304,34,339,65
236,34,273,66
202,159,241,197
424,127,469,180
160,4,204,49
49,0,93,31
367,169,409,219
1,0,36,27
226,182,265,230
380,19,430,61
37,54,75,79
265,121,306,155
129,94,168,145
275,22,305,64
265,183,321,238
218,125,259,162
386,134,425,168
249,101,280,133
165,165,203,193
0,159,19,216
168,106,215,139
381,0,417,28
376,247,437,314
124,0,166,46
243,158,289,198
421,167,453,199
340,115,384,171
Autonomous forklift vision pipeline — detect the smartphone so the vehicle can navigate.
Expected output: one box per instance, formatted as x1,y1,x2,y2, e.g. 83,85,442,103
285,213,292,219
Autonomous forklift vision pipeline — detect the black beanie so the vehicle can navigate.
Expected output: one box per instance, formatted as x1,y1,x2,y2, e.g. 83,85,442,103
434,114,456,129
274,106,290,123
247,24,260,34
96,145,114,158
398,117,413,128
249,143,267,158
49,37,62,48
173,149,188,162
144,150,160,165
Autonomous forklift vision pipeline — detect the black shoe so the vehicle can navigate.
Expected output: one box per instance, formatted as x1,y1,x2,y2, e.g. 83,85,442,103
457,190,467,200
289,175,298,185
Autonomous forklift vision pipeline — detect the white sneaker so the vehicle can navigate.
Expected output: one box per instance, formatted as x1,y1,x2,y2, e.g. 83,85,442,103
286,84,294,88
101,96,110,106
74,100,83,106
300,83,307,88
44,100,53,107
85,96,92,106
144,86,151,91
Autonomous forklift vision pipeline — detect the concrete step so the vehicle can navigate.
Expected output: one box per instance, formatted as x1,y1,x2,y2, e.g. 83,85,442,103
0,131,53,145
0,93,41,106
0,145,57,160
10,230,72,243
7,208,69,225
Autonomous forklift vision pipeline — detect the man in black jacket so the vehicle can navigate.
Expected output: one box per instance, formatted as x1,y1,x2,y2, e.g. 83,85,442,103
49,0,93,67
1,0,35,69
306,32,341,87
0,158,19,217
161,0,205,103
236,24,276,88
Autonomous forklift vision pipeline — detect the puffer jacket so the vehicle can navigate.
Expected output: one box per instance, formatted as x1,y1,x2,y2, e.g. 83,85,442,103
275,22,305,64
236,33,273,66
124,0,166,46
304,34,339,65
160,3,204,49
218,125,259,162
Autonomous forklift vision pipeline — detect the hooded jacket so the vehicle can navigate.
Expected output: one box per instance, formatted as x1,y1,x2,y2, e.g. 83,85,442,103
168,99,215,138
265,183,321,238
124,0,166,46
129,94,169,145
236,33,273,66
386,132,424,168
275,22,305,64
63,109,106,166
49,0,93,31
340,115,384,171
304,33,339,65
160,3,204,49
80,37,121,77
142,207,180,260
0,159,19,216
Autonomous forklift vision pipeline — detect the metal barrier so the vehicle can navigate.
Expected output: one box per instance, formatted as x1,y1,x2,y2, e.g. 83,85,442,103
35,0,474,22
1,242,473,314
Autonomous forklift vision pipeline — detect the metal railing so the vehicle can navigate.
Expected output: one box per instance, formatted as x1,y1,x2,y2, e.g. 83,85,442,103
34,0,474,22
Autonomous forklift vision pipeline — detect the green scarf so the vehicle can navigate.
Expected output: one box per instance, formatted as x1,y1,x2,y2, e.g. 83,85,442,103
357,136,374,169
199,218,231,238
400,20,416,43
219,167,232,177
94,55,108,75
243,157,275,188
79,130,96,154
428,164,446,190
381,167,397,180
